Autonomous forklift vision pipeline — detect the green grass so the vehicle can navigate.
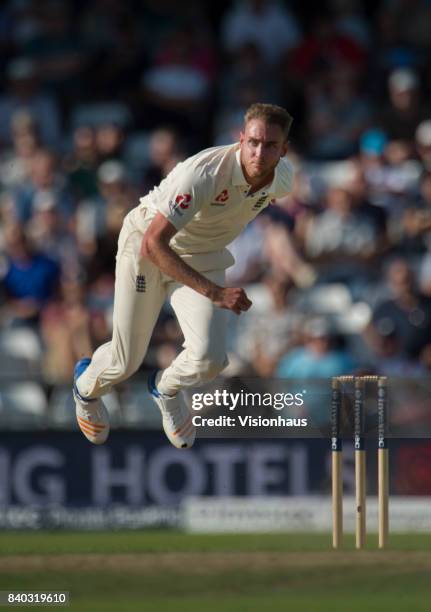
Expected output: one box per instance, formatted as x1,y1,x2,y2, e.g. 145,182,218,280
0,532,430,611
1,531,431,555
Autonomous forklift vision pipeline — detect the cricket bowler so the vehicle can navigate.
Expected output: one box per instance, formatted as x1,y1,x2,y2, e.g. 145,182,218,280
73,103,294,449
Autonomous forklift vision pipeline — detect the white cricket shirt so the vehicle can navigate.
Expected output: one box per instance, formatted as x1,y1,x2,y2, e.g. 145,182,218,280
129,142,293,270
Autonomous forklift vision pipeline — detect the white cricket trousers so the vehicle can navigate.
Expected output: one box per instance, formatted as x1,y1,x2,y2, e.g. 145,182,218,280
76,212,229,399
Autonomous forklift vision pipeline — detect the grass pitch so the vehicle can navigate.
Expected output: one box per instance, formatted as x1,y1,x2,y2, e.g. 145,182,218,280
0,532,430,611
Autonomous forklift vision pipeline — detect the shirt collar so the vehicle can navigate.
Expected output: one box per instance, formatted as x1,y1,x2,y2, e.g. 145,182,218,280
232,147,280,195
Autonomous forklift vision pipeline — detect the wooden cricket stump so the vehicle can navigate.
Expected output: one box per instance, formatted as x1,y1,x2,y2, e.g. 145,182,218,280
331,377,343,549
331,375,389,550
354,377,366,549
378,376,389,549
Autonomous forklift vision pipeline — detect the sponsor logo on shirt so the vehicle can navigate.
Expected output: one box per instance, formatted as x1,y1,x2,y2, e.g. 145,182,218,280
252,195,268,211
168,193,192,216
135,275,146,293
211,189,229,206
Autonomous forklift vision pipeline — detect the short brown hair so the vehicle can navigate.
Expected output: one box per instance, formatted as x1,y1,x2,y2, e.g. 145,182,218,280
244,103,293,138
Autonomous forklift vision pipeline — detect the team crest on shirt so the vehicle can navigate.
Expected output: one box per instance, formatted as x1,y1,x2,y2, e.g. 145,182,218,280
169,193,192,216
211,189,229,206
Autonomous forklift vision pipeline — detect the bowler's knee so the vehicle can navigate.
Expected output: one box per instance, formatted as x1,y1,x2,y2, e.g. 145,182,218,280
114,357,141,383
198,354,229,381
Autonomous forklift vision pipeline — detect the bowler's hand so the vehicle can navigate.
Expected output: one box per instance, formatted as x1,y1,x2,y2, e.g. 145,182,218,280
210,287,252,315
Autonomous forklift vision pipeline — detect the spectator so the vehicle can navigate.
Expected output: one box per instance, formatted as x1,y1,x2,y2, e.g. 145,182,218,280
277,317,355,378
40,275,93,384
415,119,431,171
344,161,388,244
378,68,427,142
95,122,125,164
141,128,184,194
262,219,316,288
221,0,301,66
0,110,40,189
370,258,431,365
383,139,421,196
138,0,191,53
140,23,216,144
289,14,366,81
228,273,300,376
0,221,60,328
305,64,372,159
26,190,80,276
7,148,75,222
303,186,382,265
80,3,147,99
76,160,136,270
0,57,61,148
22,0,87,98
330,0,371,49
63,126,99,201
371,5,420,81
369,330,426,377
358,129,414,212
398,171,431,256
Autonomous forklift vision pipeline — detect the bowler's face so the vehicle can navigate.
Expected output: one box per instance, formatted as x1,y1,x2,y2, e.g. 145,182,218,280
239,119,288,185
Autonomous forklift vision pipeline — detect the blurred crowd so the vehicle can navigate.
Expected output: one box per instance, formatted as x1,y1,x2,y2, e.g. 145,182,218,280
1,0,431,407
